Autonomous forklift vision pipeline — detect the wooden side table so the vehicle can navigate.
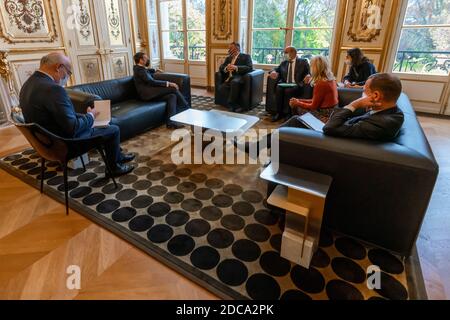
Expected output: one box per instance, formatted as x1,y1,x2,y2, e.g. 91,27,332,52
261,163,332,268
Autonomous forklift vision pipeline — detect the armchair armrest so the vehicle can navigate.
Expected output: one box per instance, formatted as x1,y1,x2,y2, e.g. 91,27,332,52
66,89,102,114
278,127,438,172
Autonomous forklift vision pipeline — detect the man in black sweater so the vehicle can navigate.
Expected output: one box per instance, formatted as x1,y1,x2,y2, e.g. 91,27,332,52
218,42,253,112
324,73,404,141
133,52,188,128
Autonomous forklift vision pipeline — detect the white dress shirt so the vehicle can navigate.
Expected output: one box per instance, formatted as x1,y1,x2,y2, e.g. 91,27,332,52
287,58,296,83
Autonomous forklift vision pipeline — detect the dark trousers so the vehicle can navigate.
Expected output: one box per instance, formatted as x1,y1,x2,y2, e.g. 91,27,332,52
219,76,243,108
90,124,121,167
275,84,314,116
143,87,188,123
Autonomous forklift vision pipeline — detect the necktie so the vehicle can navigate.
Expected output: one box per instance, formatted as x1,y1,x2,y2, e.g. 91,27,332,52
287,61,294,84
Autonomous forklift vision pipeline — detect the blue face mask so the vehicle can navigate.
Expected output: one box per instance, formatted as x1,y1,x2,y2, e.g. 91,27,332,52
58,66,69,87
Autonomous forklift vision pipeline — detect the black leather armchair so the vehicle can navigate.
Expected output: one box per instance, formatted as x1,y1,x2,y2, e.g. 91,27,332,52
214,70,265,110
66,73,191,142
265,76,314,115
270,89,439,257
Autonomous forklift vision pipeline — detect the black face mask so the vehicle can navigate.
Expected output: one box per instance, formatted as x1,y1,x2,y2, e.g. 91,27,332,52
145,60,150,67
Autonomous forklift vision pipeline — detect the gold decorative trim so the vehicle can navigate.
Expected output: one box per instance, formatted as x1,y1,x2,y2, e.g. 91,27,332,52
347,0,386,42
0,0,58,44
212,0,232,41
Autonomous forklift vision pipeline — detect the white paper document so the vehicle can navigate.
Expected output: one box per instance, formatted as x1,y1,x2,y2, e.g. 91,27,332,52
93,100,111,128
299,113,325,133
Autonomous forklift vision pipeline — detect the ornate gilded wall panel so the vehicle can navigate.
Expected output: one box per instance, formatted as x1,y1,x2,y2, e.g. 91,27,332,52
105,0,124,46
212,0,232,42
0,0,58,43
347,0,386,42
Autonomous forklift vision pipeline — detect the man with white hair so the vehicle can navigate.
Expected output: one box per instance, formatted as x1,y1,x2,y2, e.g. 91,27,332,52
19,52,135,177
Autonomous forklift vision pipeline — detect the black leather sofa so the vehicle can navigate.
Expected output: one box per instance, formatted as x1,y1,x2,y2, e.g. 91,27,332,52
215,70,265,110
271,88,439,257
66,73,191,141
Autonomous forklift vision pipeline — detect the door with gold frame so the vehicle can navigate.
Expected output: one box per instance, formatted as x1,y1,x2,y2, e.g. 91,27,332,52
59,0,134,84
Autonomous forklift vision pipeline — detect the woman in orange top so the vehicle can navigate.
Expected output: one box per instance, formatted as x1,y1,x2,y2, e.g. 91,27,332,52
289,55,339,122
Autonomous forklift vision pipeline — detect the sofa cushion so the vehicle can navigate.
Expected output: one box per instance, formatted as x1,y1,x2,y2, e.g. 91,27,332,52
71,77,137,105
111,100,167,141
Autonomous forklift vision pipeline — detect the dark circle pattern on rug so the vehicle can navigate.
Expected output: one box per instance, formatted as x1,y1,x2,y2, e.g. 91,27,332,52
326,280,364,300
207,228,234,249
244,224,271,243
291,265,325,294
368,249,404,274
147,202,171,217
217,259,248,287
246,274,281,300
212,195,234,208
200,206,223,221
374,272,408,300
112,207,137,223
335,237,366,260
167,235,195,256
232,202,255,216
190,246,220,270
181,199,203,212
221,215,245,231
166,210,190,227
185,219,211,237
259,251,291,277
97,200,121,214
148,186,168,197
129,215,154,232
147,224,174,243
223,184,243,196
232,239,261,262
177,181,197,193
331,257,366,284
131,195,154,209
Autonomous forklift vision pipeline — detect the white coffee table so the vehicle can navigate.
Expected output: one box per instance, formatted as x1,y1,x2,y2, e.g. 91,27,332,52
170,109,259,136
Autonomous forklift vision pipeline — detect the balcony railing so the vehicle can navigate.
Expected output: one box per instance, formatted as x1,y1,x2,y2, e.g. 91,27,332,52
168,45,206,60
252,47,330,65
393,50,450,74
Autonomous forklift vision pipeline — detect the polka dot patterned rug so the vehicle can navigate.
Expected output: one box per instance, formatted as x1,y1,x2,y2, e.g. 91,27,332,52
0,96,423,300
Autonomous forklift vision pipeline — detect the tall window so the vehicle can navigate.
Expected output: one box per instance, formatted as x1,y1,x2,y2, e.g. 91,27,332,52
393,0,450,75
249,0,337,65
159,0,206,61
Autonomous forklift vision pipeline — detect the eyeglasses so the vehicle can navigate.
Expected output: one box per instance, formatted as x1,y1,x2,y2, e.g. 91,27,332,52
60,64,73,77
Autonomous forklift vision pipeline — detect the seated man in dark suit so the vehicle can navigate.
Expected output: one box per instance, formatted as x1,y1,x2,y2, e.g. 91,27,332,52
218,42,253,112
269,46,311,122
20,53,134,177
133,52,188,129
323,73,404,140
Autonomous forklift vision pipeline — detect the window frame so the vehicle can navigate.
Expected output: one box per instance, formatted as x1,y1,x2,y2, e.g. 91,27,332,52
246,0,339,67
389,0,450,77
157,0,206,62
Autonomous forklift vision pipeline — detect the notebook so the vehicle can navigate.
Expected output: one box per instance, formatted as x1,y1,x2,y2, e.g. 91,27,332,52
298,112,325,133
93,100,111,128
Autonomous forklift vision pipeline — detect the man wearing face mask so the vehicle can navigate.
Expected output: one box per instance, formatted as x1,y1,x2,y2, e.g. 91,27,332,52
323,73,404,140
217,42,253,112
269,46,311,122
20,52,135,177
133,52,188,129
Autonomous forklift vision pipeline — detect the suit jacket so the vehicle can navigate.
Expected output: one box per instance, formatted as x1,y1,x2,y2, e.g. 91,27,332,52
219,53,253,80
323,106,404,141
133,65,168,100
274,58,310,87
343,60,377,86
20,71,94,139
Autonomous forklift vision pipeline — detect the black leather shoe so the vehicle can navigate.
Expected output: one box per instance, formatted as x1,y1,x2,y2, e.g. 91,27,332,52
110,163,134,178
119,153,135,164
